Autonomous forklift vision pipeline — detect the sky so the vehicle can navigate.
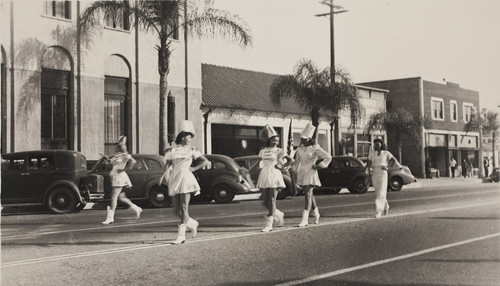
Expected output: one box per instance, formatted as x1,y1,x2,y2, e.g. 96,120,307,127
200,0,500,111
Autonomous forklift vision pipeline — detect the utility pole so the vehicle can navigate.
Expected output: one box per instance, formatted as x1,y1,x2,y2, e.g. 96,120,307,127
316,0,347,155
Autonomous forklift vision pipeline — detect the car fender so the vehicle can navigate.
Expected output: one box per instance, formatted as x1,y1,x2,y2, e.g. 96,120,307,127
209,176,247,194
145,178,164,198
43,180,85,204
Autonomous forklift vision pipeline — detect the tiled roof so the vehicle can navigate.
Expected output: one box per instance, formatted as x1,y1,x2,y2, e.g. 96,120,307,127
201,64,309,115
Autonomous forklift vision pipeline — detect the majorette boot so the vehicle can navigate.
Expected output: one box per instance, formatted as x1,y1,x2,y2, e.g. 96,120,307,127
101,206,115,225
172,224,187,245
129,204,143,219
274,209,285,226
261,215,274,232
312,207,320,224
186,218,199,239
297,210,309,227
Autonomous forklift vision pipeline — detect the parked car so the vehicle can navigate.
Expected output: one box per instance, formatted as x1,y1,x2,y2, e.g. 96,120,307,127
491,167,499,183
316,156,369,194
89,154,170,208
233,155,297,200
194,154,257,203
387,158,417,191
1,150,104,214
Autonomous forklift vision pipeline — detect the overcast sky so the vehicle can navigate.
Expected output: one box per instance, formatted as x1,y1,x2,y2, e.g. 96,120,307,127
200,0,500,111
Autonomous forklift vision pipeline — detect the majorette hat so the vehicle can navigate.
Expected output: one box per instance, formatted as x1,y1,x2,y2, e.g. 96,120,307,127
178,120,196,137
116,135,127,146
373,137,384,144
300,122,316,139
263,124,279,140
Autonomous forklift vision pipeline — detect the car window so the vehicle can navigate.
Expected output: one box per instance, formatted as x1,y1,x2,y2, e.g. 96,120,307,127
144,158,163,170
349,159,359,168
6,158,25,171
27,155,54,171
330,160,341,169
131,159,145,170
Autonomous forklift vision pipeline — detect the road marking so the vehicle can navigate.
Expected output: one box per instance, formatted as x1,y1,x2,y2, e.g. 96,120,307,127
1,200,499,268
274,232,500,286
2,189,497,241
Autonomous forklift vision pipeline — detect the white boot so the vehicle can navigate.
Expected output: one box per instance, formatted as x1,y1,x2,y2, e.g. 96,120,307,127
101,207,114,225
312,208,320,224
273,209,285,226
297,210,309,227
261,216,274,232
186,218,199,239
172,224,187,245
129,204,143,219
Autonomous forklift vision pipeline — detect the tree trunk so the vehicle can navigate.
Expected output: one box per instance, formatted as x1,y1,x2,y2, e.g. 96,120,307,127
493,131,497,167
158,40,171,155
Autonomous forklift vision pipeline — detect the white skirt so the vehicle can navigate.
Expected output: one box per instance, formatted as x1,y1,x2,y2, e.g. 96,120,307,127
111,172,132,188
257,166,286,189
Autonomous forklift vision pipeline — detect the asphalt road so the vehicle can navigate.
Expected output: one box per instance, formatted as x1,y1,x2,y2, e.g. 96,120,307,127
2,184,500,286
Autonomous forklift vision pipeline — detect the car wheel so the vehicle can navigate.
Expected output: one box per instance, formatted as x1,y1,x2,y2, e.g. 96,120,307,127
211,184,235,203
389,176,404,191
149,185,171,208
348,178,368,194
47,186,78,214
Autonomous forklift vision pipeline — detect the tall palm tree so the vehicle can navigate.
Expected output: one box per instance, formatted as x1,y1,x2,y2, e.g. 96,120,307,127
365,107,428,163
465,109,499,167
270,59,361,136
80,0,252,154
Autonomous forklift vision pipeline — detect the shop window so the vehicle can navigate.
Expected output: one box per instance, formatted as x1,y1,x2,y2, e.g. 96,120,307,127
41,68,69,150
43,1,71,20
104,76,128,155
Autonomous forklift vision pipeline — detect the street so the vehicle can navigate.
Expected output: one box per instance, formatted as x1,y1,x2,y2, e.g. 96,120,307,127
2,182,500,286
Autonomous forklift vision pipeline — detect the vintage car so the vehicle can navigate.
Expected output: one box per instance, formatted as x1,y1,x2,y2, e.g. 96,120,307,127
316,156,370,194
194,154,257,203
233,155,297,199
1,150,104,214
387,158,417,191
89,154,170,208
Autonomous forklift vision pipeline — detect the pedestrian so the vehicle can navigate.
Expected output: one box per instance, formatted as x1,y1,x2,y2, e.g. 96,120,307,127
467,160,474,178
101,136,143,225
462,159,468,178
365,137,401,218
257,125,294,232
425,157,432,179
483,157,490,177
449,157,457,178
164,120,209,245
292,122,332,227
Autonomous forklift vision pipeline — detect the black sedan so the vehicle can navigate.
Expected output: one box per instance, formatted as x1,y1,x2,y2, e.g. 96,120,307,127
316,156,369,194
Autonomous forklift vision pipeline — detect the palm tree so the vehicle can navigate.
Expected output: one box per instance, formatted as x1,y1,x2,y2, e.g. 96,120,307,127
270,59,361,138
365,107,428,163
80,0,252,154
465,109,499,167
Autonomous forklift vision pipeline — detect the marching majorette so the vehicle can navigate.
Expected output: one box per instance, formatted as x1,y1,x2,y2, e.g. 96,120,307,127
257,125,294,232
292,122,332,227
164,120,209,244
101,136,143,225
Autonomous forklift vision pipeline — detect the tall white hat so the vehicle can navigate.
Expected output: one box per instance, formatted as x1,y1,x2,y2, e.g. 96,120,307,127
178,120,196,137
300,122,316,139
117,135,127,145
263,124,279,140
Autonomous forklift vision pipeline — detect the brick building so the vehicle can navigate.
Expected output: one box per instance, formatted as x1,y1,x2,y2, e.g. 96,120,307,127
359,78,480,178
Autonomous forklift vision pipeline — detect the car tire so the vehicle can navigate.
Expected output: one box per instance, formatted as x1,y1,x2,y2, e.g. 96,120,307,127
348,178,368,194
211,184,235,203
389,176,404,191
46,186,78,214
149,185,171,208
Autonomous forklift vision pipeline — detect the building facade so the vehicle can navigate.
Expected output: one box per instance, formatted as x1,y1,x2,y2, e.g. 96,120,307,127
360,77,481,178
0,1,204,159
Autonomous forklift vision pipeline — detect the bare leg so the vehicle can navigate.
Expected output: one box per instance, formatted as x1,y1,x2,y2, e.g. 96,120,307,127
261,188,271,214
268,188,277,217
118,192,134,207
179,193,191,224
109,187,122,211
303,186,314,212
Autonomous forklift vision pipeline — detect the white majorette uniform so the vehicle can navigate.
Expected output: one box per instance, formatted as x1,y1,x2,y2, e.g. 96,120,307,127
368,146,395,214
110,153,133,188
164,146,202,197
294,144,331,187
257,147,286,189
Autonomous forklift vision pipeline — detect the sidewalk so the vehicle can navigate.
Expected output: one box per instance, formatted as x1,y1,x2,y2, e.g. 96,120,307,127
404,176,485,189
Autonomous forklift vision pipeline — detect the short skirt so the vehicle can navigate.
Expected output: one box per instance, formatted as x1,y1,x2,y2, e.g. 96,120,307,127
257,166,286,189
168,171,201,197
111,172,132,188
296,166,321,187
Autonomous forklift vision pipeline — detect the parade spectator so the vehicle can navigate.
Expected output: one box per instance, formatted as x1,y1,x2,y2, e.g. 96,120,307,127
101,136,142,225
365,137,401,218
483,157,490,177
425,158,432,179
449,157,457,178
257,125,294,232
292,122,331,227
164,121,209,245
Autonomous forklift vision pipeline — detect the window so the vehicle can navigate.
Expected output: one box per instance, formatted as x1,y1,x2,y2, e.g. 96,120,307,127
450,100,458,122
341,133,354,155
41,68,69,150
357,134,371,159
104,0,130,31
104,77,128,155
145,159,163,170
43,1,71,19
463,103,474,123
431,97,444,120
